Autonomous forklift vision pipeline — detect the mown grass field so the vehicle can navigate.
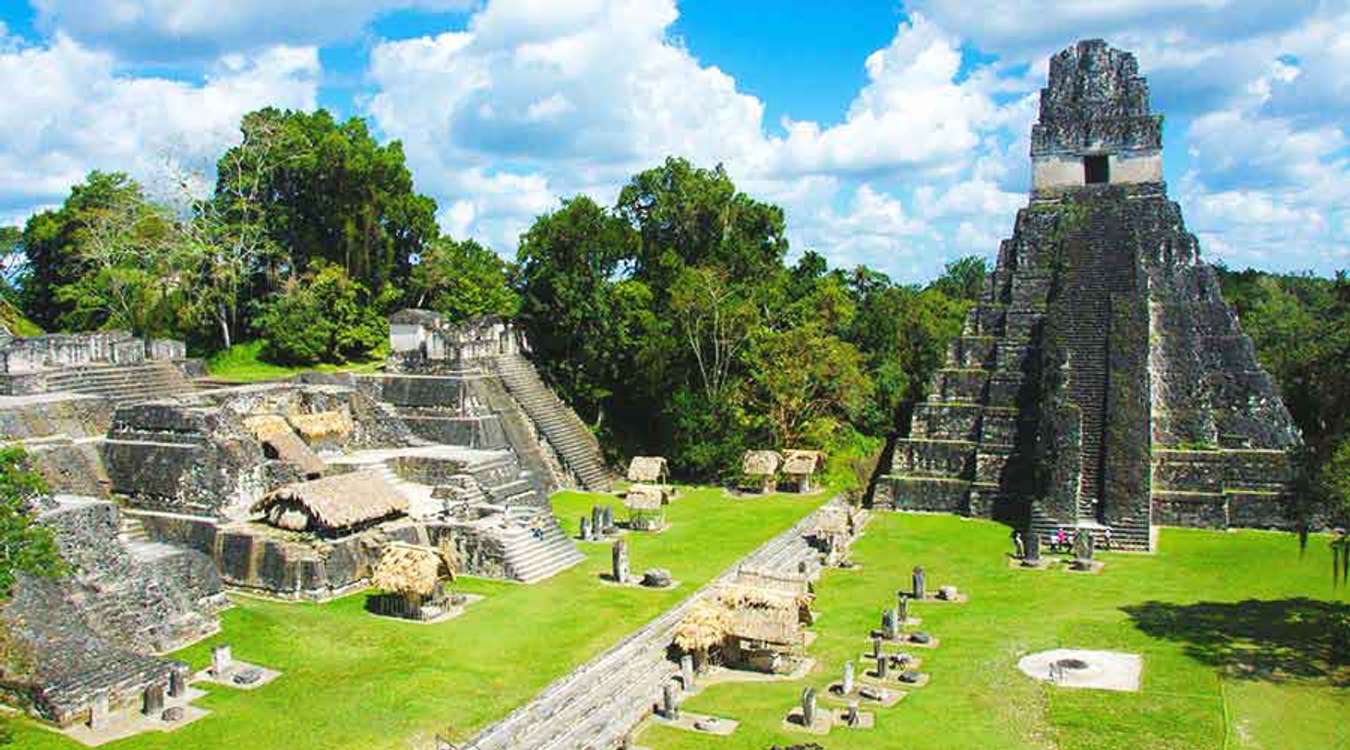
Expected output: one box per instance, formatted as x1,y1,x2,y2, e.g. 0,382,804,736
15,487,829,749
203,340,387,383
641,513,1349,750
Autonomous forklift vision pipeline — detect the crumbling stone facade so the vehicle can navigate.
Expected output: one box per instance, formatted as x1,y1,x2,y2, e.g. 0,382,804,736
872,40,1300,548
1,495,224,726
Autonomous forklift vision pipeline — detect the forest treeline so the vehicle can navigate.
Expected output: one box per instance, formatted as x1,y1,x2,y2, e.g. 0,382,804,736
0,107,1345,521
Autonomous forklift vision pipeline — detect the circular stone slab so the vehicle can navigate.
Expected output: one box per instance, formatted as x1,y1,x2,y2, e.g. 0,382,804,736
1017,649,1142,692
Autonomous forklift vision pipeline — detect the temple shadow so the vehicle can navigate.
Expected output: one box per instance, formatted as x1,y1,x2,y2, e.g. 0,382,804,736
1121,598,1350,685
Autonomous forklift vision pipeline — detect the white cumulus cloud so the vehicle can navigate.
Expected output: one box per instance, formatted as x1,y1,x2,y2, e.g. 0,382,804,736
0,32,319,216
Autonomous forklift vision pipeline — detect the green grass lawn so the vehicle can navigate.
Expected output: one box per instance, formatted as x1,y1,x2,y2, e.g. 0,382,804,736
641,513,1349,750
14,487,829,749
203,340,386,383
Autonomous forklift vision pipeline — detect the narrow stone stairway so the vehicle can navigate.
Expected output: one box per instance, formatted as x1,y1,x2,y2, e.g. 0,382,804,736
44,362,194,405
492,354,612,491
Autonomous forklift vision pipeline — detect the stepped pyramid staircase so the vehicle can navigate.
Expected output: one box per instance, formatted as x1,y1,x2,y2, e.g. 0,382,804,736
495,509,587,583
876,192,1151,550
44,361,194,405
492,353,612,491
355,453,584,583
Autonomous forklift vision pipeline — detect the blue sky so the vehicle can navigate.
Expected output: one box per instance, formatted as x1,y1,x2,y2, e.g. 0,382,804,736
0,1,1345,281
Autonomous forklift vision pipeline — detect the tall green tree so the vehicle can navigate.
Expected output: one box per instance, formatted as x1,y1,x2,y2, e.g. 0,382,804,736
410,237,519,322
20,172,153,330
616,157,788,297
52,183,187,337
213,108,438,301
747,323,873,447
0,446,64,596
254,263,389,365
516,196,653,425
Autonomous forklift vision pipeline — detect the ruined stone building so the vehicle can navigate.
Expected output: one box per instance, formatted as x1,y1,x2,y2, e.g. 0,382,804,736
0,314,611,727
873,40,1301,549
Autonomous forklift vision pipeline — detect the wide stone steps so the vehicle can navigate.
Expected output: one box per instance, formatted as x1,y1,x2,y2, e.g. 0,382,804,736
493,355,612,491
498,519,585,583
118,514,150,545
45,362,193,405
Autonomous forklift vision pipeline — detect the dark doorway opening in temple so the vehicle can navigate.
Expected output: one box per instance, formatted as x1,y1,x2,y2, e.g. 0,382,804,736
1084,155,1109,184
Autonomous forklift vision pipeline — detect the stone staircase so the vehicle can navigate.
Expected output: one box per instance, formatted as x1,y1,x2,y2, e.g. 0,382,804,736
44,361,194,405
496,516,587,584
492,353,612,491
118,513,150,545
875,191,1154,550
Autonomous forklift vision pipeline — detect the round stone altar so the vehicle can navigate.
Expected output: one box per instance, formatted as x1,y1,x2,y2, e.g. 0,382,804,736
1017,649,1142,692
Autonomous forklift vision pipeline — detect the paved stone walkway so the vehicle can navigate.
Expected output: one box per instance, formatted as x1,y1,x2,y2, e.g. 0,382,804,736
462,497,840,750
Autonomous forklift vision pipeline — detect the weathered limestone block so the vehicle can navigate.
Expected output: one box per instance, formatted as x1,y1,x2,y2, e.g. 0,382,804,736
883,476,970,513
933,369,990,403
949,336,996,368
978,409,1019,446
0,394,115,440
890,439,975,479
1152,450,1225,492
1152,491,1227,528
910,403,981,441
967,305,1007,337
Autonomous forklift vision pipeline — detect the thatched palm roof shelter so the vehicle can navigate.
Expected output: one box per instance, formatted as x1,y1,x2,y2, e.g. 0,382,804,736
626,456,669,484
370,542,454,601
782,450,824,476
244,415,326,477
674,600,733,655
715,585,811,647
252,470,408,536
741,450,782,476
624,484,669,510
287,410,354,445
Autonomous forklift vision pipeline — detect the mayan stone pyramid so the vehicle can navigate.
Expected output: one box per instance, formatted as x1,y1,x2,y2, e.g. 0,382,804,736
872,40,1301,550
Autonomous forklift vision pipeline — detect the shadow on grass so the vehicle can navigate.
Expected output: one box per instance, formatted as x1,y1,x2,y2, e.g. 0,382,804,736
1122,598,1350,685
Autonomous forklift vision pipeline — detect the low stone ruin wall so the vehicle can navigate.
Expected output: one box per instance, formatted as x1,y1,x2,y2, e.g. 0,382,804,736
139,514,430,601
27,438,110,497
354,373,510,449
2,575,179,727
1,495,221,726
0,393,115,440
427,521,512,580
103,384,416,518
101,402,268,518
38,497,226,652
1150,448,1293,529
0,331,187,378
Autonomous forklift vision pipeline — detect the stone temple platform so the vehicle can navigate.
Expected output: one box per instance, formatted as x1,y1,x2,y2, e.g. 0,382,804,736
871,40,1301,549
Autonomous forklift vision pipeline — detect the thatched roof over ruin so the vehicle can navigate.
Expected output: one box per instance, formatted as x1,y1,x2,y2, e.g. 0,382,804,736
734,567,813,596
626,456,668,483
813,505,860,536
782,449,824,476
625,484,668,511
252,470,408,531
741,450,782,476
674,600,733,653
288,410,353,443
388,308,444,326
715,585,810,646
370,542,451,598
243,415,326,477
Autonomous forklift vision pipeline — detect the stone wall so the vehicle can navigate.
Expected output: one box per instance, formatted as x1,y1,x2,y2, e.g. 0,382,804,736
0,331,186,376
2,575,177,726
0,495,223,726
0,393,114,440
101,402,268,518
140,513,428,601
